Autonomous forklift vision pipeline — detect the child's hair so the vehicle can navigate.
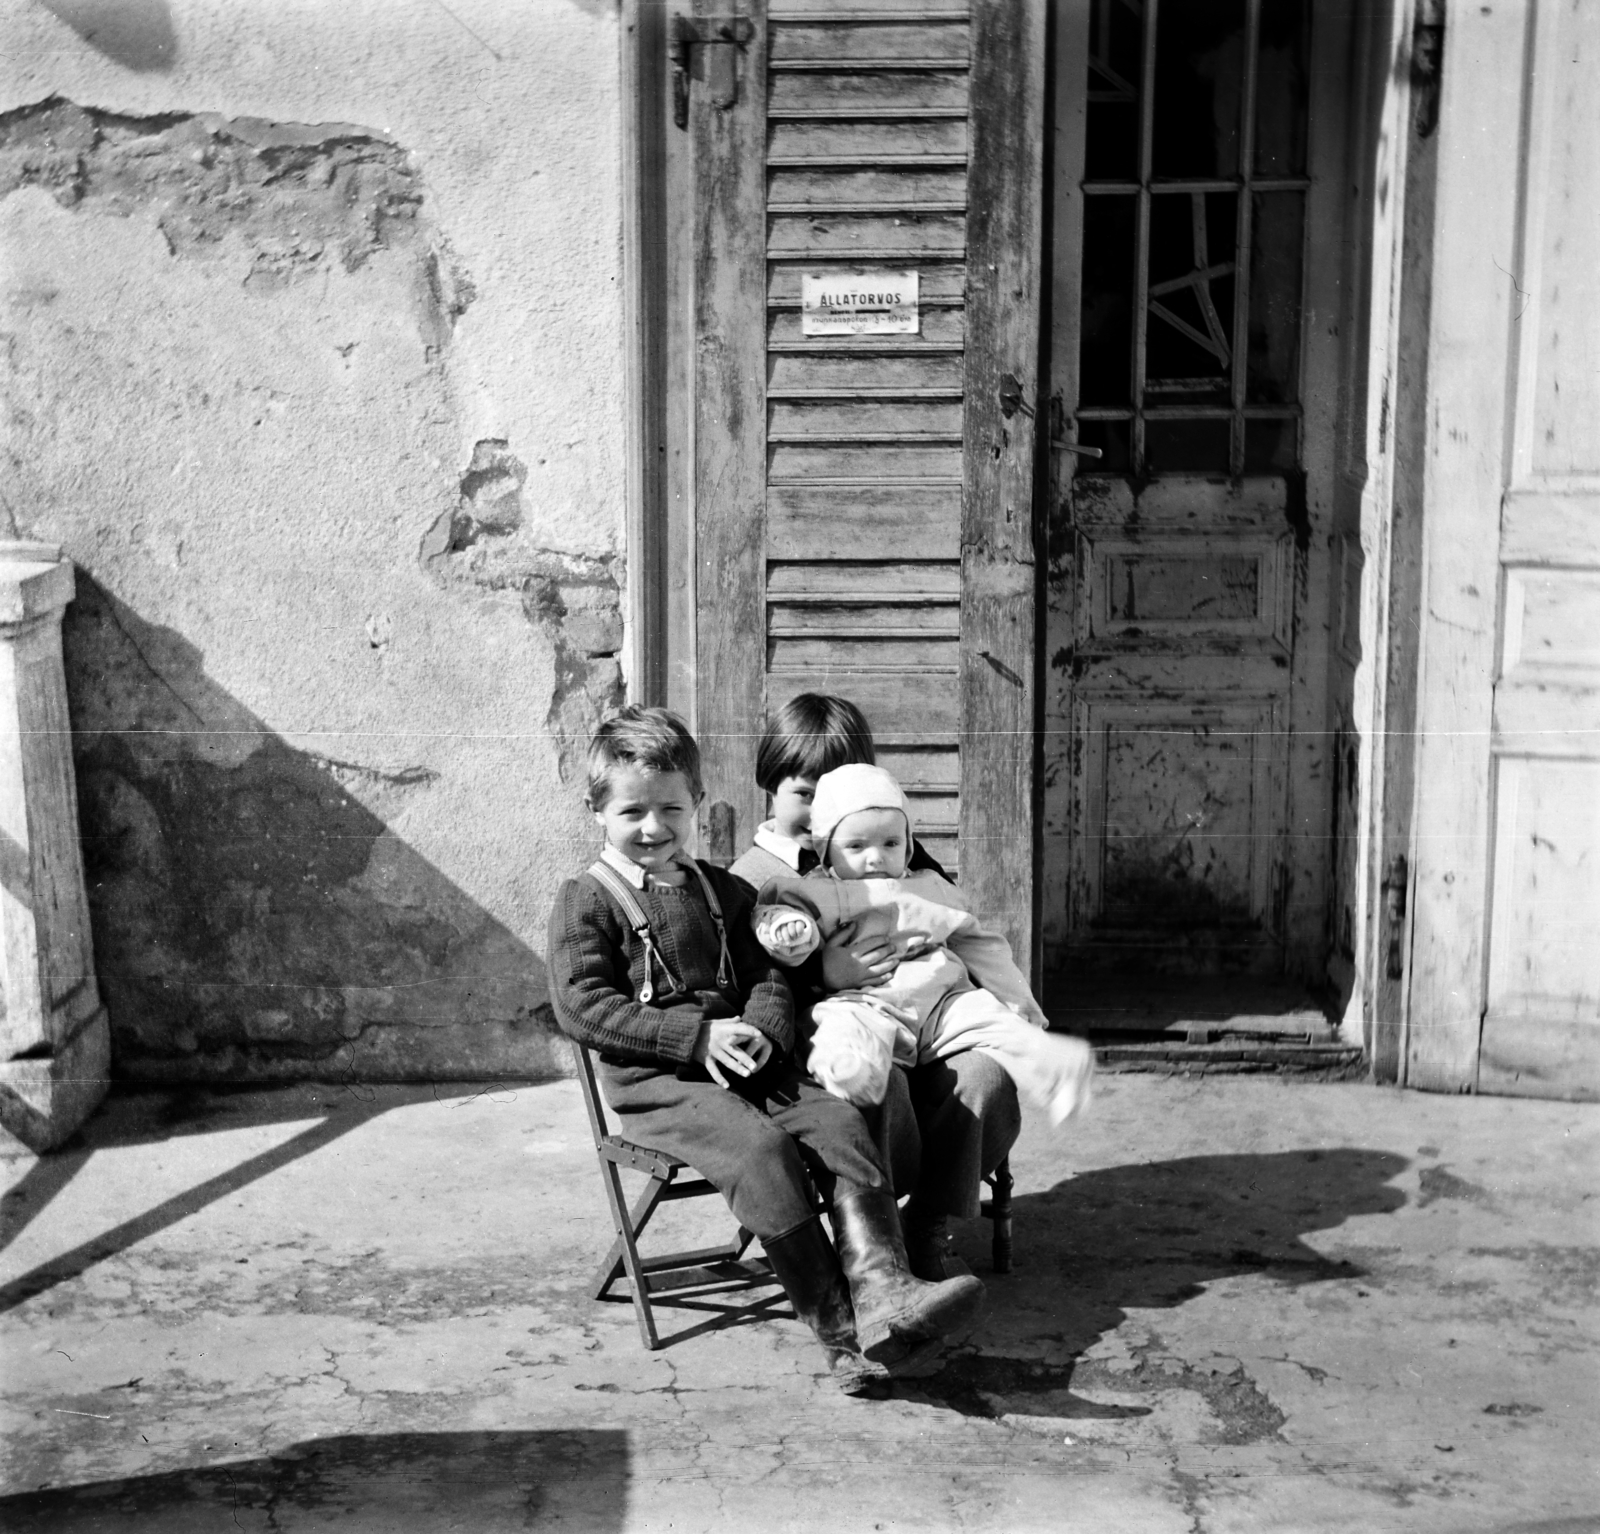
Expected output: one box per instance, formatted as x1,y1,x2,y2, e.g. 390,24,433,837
585,706,704,810
755,693,877,794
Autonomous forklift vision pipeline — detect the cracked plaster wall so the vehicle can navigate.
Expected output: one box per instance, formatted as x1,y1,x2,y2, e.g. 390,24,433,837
1,2,625,1080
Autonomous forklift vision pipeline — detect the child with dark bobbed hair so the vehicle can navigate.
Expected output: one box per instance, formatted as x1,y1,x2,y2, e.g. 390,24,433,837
733,693,946,886
730,695,1022,1283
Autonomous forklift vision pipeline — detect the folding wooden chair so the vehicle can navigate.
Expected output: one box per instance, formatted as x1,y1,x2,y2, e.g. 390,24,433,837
572,1041,784,1349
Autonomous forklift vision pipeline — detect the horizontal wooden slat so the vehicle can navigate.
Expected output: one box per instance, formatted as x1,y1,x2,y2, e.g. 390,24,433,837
770,22,969,62
769,635,960,669
767,669,959,735
769,443,963,479
769,119,968,158
768,167,967,207
767,561,961,597
770,202,966,220
767,153,969,169
770,398,962,434
768,212,965,257
874,743,960,786
770,58,970,72
771,6,970,21
768,481,960,560
768,107,968,122
768,351,963,390
769,602,958,634
771,3,970,15
769,308,965,346
768,387,962,403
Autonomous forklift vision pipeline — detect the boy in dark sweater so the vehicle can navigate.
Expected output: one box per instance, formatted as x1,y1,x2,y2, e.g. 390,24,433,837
547,706,982,1392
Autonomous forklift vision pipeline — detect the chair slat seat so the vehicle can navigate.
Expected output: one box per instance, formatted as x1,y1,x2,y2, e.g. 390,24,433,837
570,1039,782,1349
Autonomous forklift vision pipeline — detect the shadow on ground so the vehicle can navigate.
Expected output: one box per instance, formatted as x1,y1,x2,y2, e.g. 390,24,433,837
0,1429,629,1533
1,1085,410,1310
905,1147,1409,1435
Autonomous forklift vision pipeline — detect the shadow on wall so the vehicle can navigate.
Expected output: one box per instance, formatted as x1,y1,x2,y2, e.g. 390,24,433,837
37,0,177,72
907,1147,1409,1433
63,577,559,1084
0,1429,630,1532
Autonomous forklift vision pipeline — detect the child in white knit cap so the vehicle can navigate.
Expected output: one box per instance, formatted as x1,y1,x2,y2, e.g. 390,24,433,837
752,763,1094,1126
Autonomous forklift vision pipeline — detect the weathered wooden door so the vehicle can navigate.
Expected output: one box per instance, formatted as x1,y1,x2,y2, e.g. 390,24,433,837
1401,3,1600,1100
1041,0,1342,989
662,0,1046,964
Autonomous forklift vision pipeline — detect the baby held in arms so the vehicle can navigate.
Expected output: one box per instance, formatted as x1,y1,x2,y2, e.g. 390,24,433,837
752,764,1094,1127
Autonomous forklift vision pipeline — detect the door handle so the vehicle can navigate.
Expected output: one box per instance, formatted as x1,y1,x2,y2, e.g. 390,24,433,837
1046,395,1103,457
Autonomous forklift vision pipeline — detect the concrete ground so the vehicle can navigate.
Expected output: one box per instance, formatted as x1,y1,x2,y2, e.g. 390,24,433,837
1,1073,1595,1534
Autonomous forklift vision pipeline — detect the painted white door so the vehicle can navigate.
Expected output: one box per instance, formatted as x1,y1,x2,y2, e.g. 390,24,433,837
1404,2,1600,1099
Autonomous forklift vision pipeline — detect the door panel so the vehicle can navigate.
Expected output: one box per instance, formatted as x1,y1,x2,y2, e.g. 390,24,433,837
1406,1,1600,1099
1061,475,1293,974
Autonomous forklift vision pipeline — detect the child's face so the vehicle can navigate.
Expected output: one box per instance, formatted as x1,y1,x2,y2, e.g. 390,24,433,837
594,766,699,871
826,808,909,880
770,774,818,841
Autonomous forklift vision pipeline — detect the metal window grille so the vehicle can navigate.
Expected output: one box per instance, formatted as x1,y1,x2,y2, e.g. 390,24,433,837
1076,0,1311,477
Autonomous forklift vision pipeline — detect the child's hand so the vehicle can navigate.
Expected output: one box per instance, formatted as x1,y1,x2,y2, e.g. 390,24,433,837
752,904,821,965
693,1019,773,1088
821,921,930,990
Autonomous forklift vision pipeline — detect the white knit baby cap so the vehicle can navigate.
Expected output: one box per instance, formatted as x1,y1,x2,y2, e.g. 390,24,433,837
809,763,915,861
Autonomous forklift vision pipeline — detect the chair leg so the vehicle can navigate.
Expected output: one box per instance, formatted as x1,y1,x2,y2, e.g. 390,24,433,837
988,1157,1014,1275
594,1158,665,1349
594,1174,672,1300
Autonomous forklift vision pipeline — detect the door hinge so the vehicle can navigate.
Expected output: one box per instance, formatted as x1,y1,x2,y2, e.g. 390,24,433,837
1381,853,1409,980
998,372,1034,421
672,15,755,129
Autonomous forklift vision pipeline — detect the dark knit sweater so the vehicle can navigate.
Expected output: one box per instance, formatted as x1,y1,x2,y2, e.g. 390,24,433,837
547,859,795,1067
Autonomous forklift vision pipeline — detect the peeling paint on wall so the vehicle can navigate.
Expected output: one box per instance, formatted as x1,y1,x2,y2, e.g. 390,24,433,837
2,90,610,1082
420,443,624,784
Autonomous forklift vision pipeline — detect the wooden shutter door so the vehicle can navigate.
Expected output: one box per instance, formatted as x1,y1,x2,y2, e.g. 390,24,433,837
1404,3,1600,1099
688,0,1045,964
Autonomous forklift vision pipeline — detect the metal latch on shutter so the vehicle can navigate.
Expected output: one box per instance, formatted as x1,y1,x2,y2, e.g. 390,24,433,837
672,16,755,129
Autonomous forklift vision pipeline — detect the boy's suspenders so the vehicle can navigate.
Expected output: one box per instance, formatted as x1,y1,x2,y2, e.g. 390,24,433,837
585,857,734,1005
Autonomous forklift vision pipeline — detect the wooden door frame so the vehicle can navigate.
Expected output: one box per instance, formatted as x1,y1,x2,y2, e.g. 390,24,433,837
961,0,1049,979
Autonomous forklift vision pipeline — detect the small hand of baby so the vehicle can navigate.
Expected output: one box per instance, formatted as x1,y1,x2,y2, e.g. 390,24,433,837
766,913,817,963
753,904,822,965
693,1019,773,1088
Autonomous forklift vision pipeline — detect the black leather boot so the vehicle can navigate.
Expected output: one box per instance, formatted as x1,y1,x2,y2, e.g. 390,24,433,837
762,1217,942,1394
902,1206,963,1283
830,1189,985,1364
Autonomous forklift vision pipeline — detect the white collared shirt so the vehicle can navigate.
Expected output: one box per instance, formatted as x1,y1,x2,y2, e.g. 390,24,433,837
752,820,810,873
599,843,690,889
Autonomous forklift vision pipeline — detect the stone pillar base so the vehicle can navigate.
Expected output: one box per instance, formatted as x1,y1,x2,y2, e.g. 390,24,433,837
0,1010,111,1153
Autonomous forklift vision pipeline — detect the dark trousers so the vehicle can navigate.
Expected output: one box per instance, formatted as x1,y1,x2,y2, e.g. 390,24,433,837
899,1052,1022,1219
598,1057,889,1239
